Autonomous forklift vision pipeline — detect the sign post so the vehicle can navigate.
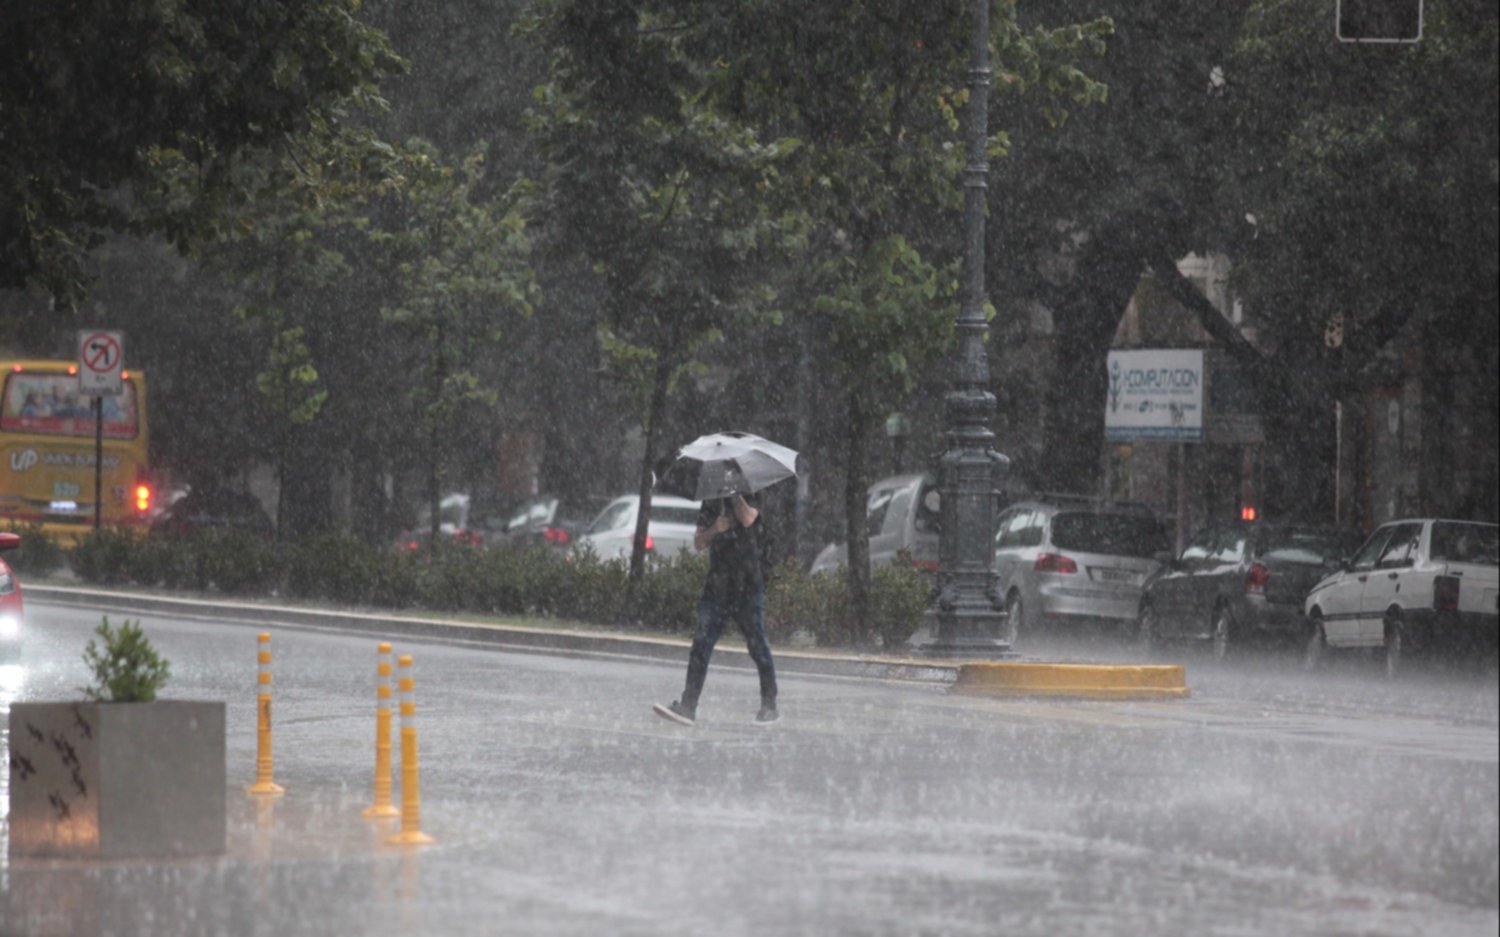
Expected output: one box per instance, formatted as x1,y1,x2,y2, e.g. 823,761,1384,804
77,331,124,530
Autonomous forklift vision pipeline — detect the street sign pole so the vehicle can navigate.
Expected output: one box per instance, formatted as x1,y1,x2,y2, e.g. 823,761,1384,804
95,397,104,530
77,330,124,531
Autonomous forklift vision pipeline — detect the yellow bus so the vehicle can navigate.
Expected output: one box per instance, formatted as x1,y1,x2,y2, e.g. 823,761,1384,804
0,360,153,539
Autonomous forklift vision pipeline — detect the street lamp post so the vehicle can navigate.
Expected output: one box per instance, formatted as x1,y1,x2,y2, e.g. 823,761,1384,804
923,0,1011,657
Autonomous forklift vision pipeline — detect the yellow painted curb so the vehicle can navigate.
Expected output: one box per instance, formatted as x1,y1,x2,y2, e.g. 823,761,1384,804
950,662,1189,700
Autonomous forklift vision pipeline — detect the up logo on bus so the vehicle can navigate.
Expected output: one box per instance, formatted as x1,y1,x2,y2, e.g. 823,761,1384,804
9,448,39,472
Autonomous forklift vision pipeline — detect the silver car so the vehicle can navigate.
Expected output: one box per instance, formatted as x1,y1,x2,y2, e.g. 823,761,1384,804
993,496,1170,638
810,473,941,575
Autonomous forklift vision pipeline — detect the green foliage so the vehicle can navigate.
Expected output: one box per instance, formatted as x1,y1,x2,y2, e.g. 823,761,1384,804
80,617,171,704
284,532,383,605
122,537,195,590
59,525,927,648
2,0,405,304
623,550,709,632
195,532,282,595
869,562,933,650
68,529,140,586
765,562,849,646
0,523,66,576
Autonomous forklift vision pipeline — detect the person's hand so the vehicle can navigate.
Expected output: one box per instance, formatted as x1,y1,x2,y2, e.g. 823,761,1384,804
713,513,734,533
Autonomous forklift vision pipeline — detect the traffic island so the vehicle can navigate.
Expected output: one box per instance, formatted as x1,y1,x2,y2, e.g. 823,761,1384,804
949,661,1189,700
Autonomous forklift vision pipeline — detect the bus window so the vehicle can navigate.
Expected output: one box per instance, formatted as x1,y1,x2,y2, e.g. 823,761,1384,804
2,372,139,439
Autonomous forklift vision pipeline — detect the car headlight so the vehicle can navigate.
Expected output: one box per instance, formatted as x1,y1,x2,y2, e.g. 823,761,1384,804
0,615,19,640
0,571,12,595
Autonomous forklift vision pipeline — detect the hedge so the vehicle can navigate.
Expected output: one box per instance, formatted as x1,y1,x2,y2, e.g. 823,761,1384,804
41,526,930,650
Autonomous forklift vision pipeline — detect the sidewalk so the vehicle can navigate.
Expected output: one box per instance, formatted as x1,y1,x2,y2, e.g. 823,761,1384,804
27,583,964,685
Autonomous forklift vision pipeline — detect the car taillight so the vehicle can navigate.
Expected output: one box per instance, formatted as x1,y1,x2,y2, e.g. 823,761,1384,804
1034,553,1078,574
1245,563,1269,595
134,482,152,514
543,526,571,545
912,558,939,572
644,534,655,552
1434,575,1460,612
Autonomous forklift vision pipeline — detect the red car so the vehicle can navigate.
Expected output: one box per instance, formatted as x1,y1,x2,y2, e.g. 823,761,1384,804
0,532,22,660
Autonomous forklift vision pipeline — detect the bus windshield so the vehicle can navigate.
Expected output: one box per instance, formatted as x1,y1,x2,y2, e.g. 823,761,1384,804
1,372,140,439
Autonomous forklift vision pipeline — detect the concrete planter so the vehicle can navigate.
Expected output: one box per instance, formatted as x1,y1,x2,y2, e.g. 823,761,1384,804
7,700,225,859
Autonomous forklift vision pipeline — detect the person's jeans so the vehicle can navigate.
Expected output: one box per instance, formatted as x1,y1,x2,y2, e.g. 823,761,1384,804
681,589,777,713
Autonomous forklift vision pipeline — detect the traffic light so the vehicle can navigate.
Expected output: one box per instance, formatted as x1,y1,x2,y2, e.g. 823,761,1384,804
1337,0,1423,43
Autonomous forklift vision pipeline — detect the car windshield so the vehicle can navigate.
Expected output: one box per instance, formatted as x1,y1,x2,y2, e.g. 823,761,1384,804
1050,512,1169,559
1259,527,1362,565
1430,521,1499,566
507,498,557,531
653,505,701,526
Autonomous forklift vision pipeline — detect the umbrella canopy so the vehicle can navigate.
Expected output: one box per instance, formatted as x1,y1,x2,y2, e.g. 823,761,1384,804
655,432,800,502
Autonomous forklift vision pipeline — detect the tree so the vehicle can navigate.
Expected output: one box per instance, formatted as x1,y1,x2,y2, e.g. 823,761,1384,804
521,0,797,584
1,0,404,307
1224,0,1498,517
993,0,1243,492
649,0,1111,641
373,143,538,542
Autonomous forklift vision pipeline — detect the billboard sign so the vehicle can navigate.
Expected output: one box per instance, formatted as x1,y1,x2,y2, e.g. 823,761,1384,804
1105,349,1204,442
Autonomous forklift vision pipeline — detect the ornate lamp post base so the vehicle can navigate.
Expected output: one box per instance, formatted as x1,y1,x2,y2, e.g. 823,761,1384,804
922,610,1016,659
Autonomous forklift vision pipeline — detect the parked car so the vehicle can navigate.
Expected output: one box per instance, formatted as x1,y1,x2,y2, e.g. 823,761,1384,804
1304,518,1499,675
810,473,941,575
499,495,597,552
573,494,702,562
1138,521,1363,658
993,494,1171,638
148,487,274,540
396,492,510,551
0,532,24,661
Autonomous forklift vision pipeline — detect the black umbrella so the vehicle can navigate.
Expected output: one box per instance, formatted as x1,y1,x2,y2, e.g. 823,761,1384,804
654,431,800,501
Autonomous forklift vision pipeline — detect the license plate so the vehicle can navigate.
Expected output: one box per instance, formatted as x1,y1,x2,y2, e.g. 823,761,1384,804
1094,567,1135,584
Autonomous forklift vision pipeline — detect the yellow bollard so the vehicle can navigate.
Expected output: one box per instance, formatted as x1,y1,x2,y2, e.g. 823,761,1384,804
386,655,434,845
362,643,399,819
247,633,285,795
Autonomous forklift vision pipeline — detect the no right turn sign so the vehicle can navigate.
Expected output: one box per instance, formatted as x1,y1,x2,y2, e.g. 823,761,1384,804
78,330,125,396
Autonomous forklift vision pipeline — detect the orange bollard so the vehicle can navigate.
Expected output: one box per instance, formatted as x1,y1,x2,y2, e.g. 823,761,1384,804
386,655,434,845
362,643,399,819
246,633,285,795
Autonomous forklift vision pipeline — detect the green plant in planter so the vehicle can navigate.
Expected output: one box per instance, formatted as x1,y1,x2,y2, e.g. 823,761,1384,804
80,617,171,702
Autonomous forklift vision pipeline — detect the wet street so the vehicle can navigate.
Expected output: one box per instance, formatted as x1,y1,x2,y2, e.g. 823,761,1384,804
3,601,1497,936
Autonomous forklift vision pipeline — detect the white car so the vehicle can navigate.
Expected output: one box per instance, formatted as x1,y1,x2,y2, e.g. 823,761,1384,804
1304,518,1499,675
573,494,701,563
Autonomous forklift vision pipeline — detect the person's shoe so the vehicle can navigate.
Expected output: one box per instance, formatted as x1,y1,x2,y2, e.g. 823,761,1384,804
755,705,779,726
652,700,696,726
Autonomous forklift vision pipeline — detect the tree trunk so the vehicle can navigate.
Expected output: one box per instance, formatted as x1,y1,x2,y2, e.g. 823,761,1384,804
629,356,673,584
426,416,442,545
1041,249,1145,493
843,388,872,647
279,426,335,541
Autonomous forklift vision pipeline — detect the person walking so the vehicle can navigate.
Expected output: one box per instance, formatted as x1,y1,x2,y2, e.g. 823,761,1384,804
654,491,778,726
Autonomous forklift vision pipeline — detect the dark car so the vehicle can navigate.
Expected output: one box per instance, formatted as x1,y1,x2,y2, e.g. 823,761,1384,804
499,495,597,551
148,488,275,540
1139,521,1364,658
